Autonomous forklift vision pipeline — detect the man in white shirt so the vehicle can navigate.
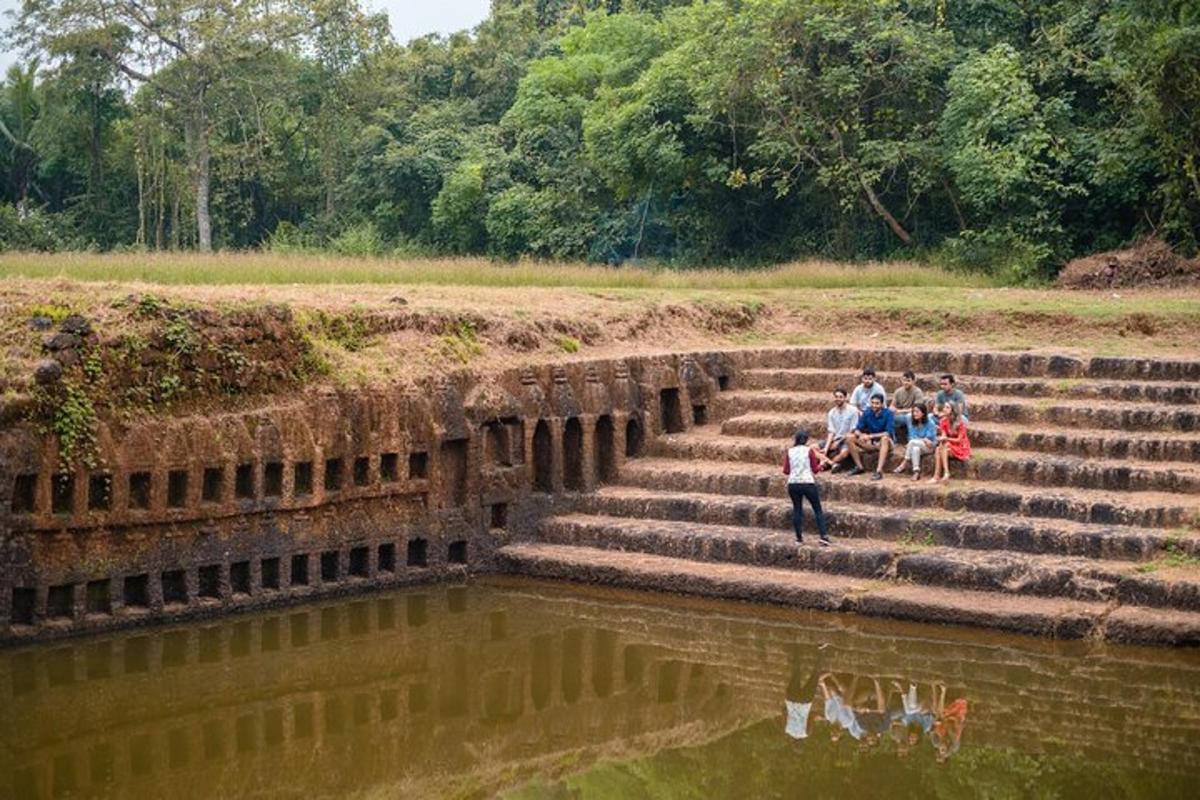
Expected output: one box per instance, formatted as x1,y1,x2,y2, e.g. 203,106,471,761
849,368,887,412
822,388,860,473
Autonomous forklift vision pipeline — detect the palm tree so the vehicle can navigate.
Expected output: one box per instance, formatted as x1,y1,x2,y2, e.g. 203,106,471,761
0,61,44,210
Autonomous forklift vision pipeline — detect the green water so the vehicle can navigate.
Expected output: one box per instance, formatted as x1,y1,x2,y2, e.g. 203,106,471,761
2,578,1198,799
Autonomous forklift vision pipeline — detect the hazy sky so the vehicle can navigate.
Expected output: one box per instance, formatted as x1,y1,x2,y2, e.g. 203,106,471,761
0,0,492,70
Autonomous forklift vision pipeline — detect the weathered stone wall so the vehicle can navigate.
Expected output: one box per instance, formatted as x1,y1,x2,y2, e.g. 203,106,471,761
0,349,735,642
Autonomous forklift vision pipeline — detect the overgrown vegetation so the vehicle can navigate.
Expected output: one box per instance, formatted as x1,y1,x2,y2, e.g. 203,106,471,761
1135,540,1200,574
33,380,98,466
439,320,484,364
1,1,1196,280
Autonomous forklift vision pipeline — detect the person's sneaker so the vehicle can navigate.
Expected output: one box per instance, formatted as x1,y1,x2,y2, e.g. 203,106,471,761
847,466,865,477
818,537,832,547
828,462,842,474
872,471,883,481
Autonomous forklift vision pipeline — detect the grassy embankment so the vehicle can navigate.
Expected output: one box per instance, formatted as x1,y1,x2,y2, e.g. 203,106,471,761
2,252,1199,385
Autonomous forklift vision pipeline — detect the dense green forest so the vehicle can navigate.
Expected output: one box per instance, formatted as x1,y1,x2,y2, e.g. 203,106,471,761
1,0,1197,280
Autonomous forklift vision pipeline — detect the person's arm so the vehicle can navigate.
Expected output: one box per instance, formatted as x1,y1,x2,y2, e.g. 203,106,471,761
782,450,791,475
810,449,832,472
952,421,969,446
873,678,886,711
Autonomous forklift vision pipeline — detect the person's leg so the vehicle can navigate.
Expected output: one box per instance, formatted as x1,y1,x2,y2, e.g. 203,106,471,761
876,437,892,475
929,445,943,482
847,435,865,470
801,483,830,542
939,446,951,481
903,440,919,474
916,440,933,477
788,482,805,541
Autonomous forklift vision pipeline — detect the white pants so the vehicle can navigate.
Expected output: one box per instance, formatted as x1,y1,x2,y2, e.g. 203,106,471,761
906,439,934,471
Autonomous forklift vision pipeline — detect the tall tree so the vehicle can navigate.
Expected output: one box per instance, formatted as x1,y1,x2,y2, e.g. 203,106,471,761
15,0,380,251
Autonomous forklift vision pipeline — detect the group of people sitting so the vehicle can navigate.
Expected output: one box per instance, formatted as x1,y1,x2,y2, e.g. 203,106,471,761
823,369,972,482
782,369,972,545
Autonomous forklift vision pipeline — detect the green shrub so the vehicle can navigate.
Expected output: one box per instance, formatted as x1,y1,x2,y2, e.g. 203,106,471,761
0,205,72,252
328,222,385,257
933,229,1055,286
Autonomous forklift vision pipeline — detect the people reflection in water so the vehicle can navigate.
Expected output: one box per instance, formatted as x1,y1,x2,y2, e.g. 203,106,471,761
783,647,822,740
791,668,967,760
930,683,968,762
818,673,866,743
889,681,937,757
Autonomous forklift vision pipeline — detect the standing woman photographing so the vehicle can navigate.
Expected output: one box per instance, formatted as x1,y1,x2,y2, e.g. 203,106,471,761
783,431,834,546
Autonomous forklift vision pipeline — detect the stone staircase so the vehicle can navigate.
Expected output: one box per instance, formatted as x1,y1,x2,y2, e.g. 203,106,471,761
499,350,1200,646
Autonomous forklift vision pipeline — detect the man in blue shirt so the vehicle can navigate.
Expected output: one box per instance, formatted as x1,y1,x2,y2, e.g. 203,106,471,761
848,394,896,480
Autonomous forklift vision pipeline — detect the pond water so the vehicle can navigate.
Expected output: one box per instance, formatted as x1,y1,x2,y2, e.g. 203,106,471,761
3,577,1199,799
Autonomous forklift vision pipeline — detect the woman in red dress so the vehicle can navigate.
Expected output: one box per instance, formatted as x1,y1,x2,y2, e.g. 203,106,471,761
930,402,970,483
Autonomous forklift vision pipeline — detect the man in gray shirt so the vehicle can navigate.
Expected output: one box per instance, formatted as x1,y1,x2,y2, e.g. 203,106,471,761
850,368,887,412
823,388,860,472
890,370,925,428
935,374,969,421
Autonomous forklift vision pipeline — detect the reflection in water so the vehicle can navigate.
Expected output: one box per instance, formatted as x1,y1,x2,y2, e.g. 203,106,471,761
2,579,1199,799
784,659,969,762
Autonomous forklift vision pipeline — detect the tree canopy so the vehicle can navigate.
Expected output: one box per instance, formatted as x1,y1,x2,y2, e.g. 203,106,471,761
2,0,1197,279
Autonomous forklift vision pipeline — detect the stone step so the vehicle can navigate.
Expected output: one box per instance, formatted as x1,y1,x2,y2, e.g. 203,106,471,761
497,542,1200,646
651,433,1200,495
574,486,1200,561
536,514,1200,612
738,346,1200,382
736,367,1200,405
721,413,1200,464
616,458,1199,529
713,390,1200,433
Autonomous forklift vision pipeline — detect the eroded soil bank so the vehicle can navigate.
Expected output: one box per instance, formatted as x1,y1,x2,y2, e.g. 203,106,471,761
4,278,1200,429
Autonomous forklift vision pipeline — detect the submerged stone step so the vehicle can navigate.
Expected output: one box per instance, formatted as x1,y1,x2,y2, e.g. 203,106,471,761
574,486,1199,561
536,513,1200,613
497,543,1200,646
652,434,1200,495
721,413,1200,464
737,367,1200,405
617,459,1199,529
714,390,1200,433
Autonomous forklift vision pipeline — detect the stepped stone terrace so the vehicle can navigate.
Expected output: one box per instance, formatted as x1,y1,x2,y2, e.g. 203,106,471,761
3,346,1200,646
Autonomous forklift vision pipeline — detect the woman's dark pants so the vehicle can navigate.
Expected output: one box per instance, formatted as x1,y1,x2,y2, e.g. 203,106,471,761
787,482,829,541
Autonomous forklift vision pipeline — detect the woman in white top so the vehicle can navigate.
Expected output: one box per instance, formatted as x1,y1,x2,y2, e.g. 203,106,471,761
782,430,833,545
